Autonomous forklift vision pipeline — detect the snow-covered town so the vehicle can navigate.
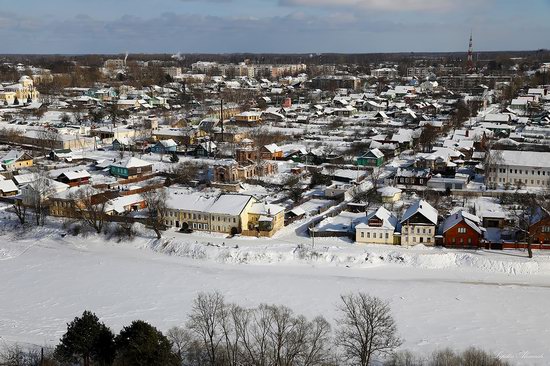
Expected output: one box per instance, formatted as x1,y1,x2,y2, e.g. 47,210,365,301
2,1,550,365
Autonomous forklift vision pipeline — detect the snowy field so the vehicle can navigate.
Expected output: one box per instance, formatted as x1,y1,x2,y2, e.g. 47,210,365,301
1,218,550,364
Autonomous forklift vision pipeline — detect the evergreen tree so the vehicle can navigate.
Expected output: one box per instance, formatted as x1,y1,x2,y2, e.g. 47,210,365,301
169,153,179,163
54,310,115,366
115,320,176,366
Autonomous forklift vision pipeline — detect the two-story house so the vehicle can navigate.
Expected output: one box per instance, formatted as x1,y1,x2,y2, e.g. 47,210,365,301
400,200,438,246
355,206,399,245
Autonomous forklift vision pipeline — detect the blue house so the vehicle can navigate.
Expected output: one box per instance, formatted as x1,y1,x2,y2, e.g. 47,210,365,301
110,157,153,179
151,139,178,154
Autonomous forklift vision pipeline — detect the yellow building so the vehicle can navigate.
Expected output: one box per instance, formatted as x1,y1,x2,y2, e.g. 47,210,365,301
207,194,255,234
164,190,256,235
0,150,33,171
244,202,285,237
235,111,262,125
377,186,402,203
355,207,399,245
0,76,40,105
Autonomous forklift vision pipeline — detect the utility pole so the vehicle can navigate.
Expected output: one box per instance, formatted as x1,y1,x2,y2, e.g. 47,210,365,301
311,222,315,248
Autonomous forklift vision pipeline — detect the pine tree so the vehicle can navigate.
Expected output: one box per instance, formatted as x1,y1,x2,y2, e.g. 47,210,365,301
54,310,115,366
115,320,176,366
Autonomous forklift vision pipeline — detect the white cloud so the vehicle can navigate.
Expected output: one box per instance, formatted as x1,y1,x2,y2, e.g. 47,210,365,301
280,0,475,12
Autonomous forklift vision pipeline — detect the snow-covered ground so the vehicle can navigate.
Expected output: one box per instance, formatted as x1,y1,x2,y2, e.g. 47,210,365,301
1,217,550,364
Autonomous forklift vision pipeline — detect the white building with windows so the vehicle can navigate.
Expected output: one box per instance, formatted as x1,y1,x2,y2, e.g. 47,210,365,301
355,207,399,245
163,189,255,234
400,200,438,246
487,150,550,189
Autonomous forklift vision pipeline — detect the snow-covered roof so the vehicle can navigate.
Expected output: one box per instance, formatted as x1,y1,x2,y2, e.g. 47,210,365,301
356,206,398,230
442,210,483,235
0,180,18,193
13,173,37,186
111,157,152,169
207,194,254,216
249,201,284,216
498,150,550,169
377,186,402,197
1,150,30,163
158,139,178,148
106,194,144,214
58,170,91,180
165,188,217,212
368,148,384,159
401,200,438,225
263,143,281,154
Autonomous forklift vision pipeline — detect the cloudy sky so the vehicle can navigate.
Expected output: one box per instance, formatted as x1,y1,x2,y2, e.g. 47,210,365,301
1,0,549,54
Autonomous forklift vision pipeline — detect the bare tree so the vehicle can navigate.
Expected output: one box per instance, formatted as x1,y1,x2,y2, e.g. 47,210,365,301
36,128,60,155
336,293,402,366
166,326,193,365
12,200,28,225
69,186,109,234
186,291,225,366
141,188,168,239
26,174,55,226
283,175,305,203
505,192,549,258
184,291,333,366
238,303,332,366
170,161,201,185
484,149,503,190
417,124,438,152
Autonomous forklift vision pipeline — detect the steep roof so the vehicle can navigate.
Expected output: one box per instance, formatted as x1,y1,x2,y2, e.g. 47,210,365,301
401,200,438,225
442,210,483,235
1,150,31,164
356,206,398,230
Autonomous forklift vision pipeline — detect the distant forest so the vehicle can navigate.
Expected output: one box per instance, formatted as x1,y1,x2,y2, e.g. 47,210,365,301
1,49,549,70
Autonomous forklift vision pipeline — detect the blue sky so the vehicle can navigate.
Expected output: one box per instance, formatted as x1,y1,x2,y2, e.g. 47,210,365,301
1,0,549,54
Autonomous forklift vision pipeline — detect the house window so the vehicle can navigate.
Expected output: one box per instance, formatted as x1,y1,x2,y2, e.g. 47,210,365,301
458,227,467,234
385,233,389,239
361,232,364,238
468,238,472,244
367,232,370,238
